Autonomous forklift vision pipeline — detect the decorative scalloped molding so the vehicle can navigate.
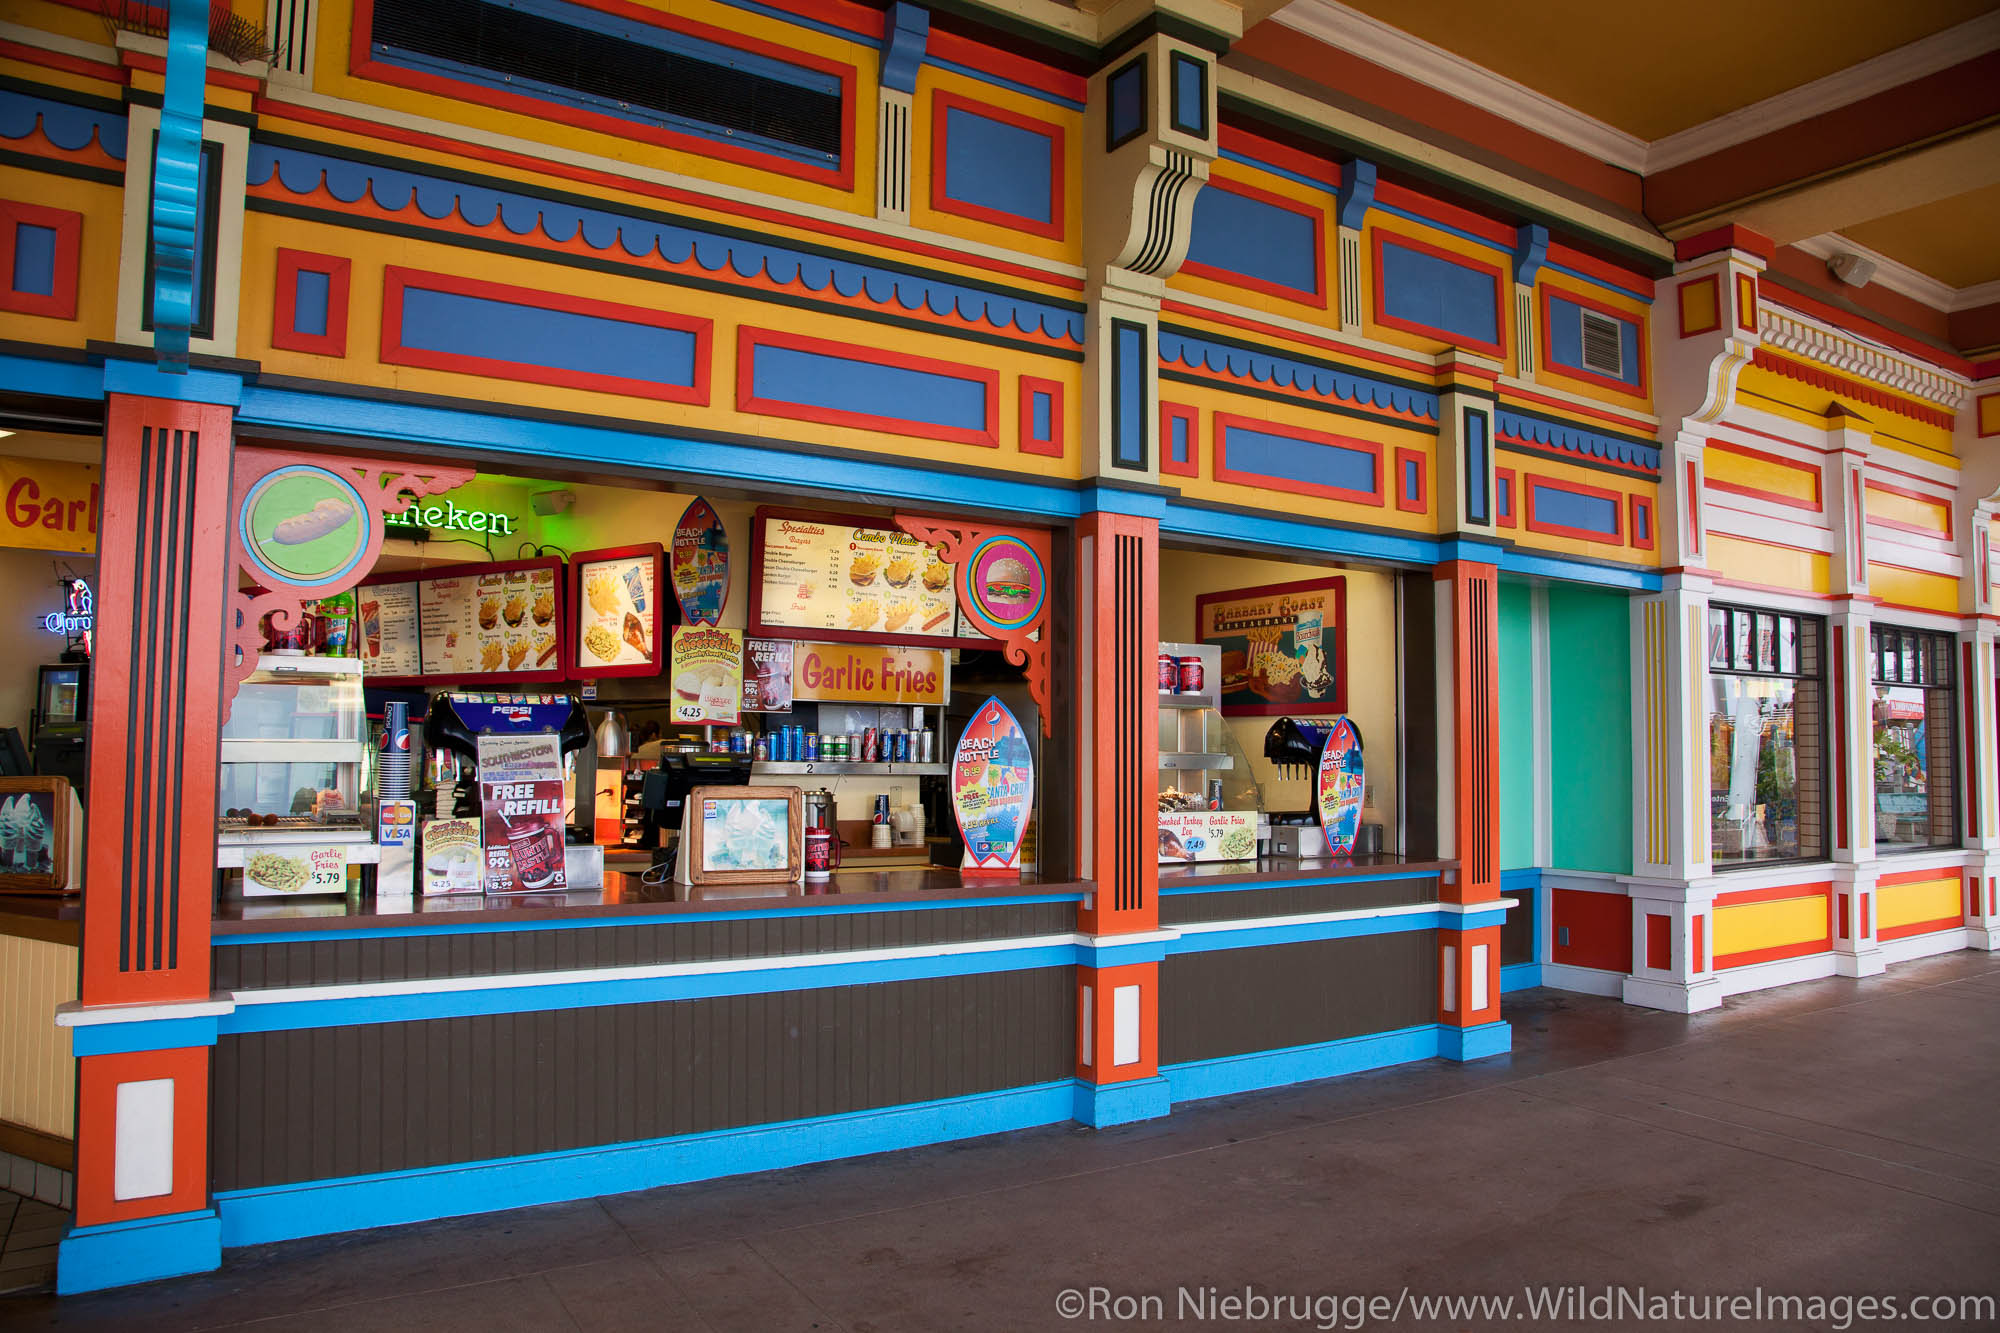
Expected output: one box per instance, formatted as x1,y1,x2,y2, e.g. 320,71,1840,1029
1270,1,1647,173
1269,2,2000,180
1757,303,1967,410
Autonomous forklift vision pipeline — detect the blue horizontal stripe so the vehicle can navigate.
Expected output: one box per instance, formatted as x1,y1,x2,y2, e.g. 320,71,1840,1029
1545,261,1654,304
927,57,1086,112
1217,148,1335,197
1498,546,1659,590
1170,910,1446,954
1440,1020,1512,1061
58,1210,219,1295
0,352,103,402
753,343,988,429
1158,869,1439,896
400,285,700,386
1500,961,1543,993
1164,1023,1442,1103
214,1079,1081,1249
70,1014,219,1057
214,892,1088,947
1371,202,1508,257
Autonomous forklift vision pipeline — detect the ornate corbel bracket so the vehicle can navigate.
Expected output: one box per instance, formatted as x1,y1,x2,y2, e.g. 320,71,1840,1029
893,514,1053,737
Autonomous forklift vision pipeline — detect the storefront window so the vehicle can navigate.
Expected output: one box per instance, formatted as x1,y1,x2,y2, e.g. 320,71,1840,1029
1870,625,1957,851
1707,604,1823,865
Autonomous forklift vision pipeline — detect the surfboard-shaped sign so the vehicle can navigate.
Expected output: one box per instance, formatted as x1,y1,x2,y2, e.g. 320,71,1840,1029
671,497,728,626
1315,716,1365,855
951,695,1035,873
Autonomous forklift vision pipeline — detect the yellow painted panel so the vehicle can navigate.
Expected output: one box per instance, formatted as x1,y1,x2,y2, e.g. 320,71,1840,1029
1678,278,1719,334
1876,877,1960,931
1707,532,1830,593
1866,483,1950,536
1713,895,1827,959
1868,562,1959,613
0,935,77,1140
1706,445,1819,507
1979,394,2000,437
1734,367,1956,458
0,165,123,346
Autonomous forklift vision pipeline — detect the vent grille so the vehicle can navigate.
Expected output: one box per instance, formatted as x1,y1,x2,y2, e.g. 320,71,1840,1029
1580,309,1624,378
369,0,843,164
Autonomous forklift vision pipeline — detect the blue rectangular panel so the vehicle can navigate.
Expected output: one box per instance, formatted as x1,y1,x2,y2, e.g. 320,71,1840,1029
1634,503,1650,541
1030,389,1052,441
11,223,55,295
400,287,699,387
1186,187,1318,295
1498,474,1512,518
1379,240,1498,347
943,106,1053,225
1170,52,1207,136
754,344,987,431
1463,408,1489,524
1112,320,1147,468
1531,482,1620,534
1225,424,1374,494
1402,457,1419,501
293,268,330,337
1546,294,1640,385
1170,414,1189,463
1106,58,1145,149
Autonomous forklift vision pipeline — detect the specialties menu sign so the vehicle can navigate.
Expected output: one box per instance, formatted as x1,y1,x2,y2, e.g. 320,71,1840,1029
951,695,1034,873
672,497,728,626
1314,716,1365,855
669,624,744,725
477,732,567,894
358,582,420,677
742,637,795,713
755,512,960,641
574,544,663,678
411,562,561,680
1196,576,1346,717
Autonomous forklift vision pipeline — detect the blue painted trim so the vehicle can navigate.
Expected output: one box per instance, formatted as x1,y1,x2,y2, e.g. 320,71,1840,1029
1372,201,1509,258
1163,1023,1440,1103
1528,478,1620,535
146,0,211,369
1217,148,1332,197
222,944,1079,1033
1085,938,1167,968
716,0,880,49
0,87,127,160
214,892,1088,946
1436,538,1505,564
1496,408,1658,472
103,358,242,405
57,1209,221,1295
1156,869,1438,895
1169,910,1446,955
1498,547,1660,591
880,0,929,93
1500,961,1543,993
1513,223,1548,287
1545,262,1654,305
1073,1076,1171,1127
1159,503,1439,567
1078,485,1169,520
1160,329,1439,422
249,143,1086,344
1439,1020,1512,1062
1336,157,1375,230
70,1013,219,1057
927,57,1086,113
214,1080,1079,1248
0,352,103,402
1446,907,1510,931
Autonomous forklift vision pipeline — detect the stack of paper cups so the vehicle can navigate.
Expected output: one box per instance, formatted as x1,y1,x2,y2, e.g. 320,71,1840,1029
379,700,413,799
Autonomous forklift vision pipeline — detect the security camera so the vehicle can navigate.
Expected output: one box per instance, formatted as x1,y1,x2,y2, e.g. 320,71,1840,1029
1827,253,1876,288
530,489,576,516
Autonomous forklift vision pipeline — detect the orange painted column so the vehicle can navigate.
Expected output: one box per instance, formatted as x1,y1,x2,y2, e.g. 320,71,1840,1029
1071,508,1168,1124
60,391,236,1290
1434,559,1508,1060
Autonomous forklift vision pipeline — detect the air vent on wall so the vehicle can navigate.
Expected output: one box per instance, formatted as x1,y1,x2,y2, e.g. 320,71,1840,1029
1579,309,1624,379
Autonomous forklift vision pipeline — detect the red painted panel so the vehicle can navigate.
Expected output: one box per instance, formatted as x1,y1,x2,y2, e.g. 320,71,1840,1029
271,248,351,357
1691,913,1706,974
1551,888,1632,973
1017,375,1064,458
0,199,82,320
929,89,1067,241
1394,446,1427,514
1158,401,1198,478
1645,912,1672,972
74,1048,210,1227
1523,474,1626,545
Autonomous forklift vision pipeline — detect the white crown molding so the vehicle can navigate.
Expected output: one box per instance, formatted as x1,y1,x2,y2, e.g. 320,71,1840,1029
1644,11,2000,172
1269,0,1649,173
1952,278,2000,313
1268,2,2000,180
1794,233,2000,315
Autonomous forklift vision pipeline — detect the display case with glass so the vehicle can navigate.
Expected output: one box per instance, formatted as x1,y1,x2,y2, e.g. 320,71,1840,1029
216,654,377,874
1157,641,1262,863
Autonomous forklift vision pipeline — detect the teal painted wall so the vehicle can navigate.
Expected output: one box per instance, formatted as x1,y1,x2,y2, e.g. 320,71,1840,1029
1546,583,1633,874
1497,580,1536,871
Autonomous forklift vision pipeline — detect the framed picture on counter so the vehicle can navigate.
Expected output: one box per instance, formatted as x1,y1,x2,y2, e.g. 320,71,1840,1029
674,785,803,886
0,777,81,894
571,543,666,679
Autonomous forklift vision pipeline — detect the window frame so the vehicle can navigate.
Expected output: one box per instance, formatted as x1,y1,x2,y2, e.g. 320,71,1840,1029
1706,602,1828,871
1867,622,1959,853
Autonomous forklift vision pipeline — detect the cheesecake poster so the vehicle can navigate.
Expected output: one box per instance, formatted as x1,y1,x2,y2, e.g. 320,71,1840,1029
1195,577,1346,717
669,624,744,725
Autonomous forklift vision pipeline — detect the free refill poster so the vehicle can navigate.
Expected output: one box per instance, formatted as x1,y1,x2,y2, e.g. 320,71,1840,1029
951,695,1034,872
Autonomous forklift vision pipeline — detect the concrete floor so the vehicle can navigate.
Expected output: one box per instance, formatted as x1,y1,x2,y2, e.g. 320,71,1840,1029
7,949,1998,1331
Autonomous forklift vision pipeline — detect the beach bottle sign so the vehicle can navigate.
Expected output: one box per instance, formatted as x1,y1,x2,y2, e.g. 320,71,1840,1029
950,695,1034,873
1315,716,1365,855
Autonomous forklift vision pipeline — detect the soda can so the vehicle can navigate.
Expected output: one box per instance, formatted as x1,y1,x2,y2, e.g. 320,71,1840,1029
1207,779,1224,810
863,727,879,762
1178,655,1205,694
1158,652,1177,691
893,730,910,763
805,730,820,761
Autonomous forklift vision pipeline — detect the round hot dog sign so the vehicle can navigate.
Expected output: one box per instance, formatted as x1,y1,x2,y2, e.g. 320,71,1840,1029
239,465,371,589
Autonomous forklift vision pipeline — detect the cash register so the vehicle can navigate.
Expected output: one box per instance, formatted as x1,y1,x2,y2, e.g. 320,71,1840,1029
640,751,752,866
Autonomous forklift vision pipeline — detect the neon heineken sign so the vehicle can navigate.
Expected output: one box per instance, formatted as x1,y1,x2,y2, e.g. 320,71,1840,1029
386,498,514,536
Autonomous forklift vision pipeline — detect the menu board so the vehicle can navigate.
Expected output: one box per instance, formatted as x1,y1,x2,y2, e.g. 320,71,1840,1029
1195,576,1346,717
359,582,420,677
573,545,663,678
753,510,965,644
362,560,563,683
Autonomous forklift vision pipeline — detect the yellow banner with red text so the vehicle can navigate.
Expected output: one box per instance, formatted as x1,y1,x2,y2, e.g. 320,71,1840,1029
2,457,98,553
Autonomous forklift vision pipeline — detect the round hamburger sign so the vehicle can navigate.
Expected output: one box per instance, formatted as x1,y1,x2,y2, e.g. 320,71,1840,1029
962,535,1045,636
